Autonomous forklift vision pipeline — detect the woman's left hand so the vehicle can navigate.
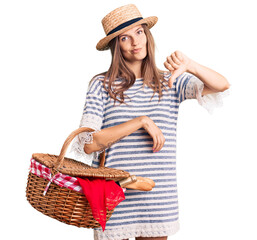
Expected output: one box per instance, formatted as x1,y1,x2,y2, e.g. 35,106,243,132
164,50,192,88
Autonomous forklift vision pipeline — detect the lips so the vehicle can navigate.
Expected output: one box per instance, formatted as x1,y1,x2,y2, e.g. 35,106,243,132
132,48,141,53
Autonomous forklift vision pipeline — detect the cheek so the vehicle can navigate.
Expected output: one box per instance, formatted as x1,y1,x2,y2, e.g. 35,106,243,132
142,36,147,49
142,35,147,48
120,44,130,55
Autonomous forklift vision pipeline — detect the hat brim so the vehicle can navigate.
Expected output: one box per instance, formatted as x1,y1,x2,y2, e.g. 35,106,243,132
96,16,158,51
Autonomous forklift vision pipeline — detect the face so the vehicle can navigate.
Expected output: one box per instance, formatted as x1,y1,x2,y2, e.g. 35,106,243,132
118,24,147,63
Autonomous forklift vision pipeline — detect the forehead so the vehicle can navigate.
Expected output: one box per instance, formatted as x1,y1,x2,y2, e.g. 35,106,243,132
118,24,143,36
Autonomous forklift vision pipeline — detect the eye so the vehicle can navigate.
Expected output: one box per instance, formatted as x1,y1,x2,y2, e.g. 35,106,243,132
121,36,128,42
137,29,143,34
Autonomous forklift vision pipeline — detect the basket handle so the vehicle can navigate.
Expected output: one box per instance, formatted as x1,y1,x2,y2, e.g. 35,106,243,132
55,127,106,170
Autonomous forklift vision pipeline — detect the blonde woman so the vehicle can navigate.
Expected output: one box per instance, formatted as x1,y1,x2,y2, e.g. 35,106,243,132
71,4,230,240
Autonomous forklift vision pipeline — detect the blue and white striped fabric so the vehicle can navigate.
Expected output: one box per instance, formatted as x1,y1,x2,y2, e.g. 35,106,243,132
75,72,218,240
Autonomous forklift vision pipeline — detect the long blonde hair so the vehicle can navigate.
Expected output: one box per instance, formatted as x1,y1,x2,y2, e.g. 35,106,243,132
90,24,168,105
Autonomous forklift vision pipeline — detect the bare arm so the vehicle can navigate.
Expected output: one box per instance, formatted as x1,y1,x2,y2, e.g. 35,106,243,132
164,50,230,94
84,116,146,154
187,60,230,94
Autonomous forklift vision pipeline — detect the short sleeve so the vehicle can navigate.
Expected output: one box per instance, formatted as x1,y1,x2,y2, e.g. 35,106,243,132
70,76,105,165
170,72,230,114
173,72,192,103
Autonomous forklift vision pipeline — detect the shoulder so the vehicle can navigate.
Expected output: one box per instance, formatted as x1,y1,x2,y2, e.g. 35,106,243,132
88,72,107,87
90,72,106,83
87,73,107,94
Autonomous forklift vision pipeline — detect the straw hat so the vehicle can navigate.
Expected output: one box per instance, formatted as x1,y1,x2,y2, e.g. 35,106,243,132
96,4,158,51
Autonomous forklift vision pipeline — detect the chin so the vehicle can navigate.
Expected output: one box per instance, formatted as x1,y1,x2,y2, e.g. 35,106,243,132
134,56,145,61
135,53,147,61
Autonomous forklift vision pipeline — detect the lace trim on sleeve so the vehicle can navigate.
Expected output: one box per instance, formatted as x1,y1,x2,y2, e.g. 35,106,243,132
70,130,104,166
186,76,230,114
69,114,105,166
79,113,103,130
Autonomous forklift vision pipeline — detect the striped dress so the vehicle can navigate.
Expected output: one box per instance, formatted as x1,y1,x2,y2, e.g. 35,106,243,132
71,71,225,240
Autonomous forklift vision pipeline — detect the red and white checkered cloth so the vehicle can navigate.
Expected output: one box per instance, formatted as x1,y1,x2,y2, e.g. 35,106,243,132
30,158,84,195
29,158,126,195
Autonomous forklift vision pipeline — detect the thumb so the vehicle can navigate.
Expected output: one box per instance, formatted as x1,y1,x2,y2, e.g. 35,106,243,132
168,76,174,88
168,69,184,88
168,71,178,88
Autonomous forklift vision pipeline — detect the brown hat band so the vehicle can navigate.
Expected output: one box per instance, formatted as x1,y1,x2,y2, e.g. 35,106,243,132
107,17,143,36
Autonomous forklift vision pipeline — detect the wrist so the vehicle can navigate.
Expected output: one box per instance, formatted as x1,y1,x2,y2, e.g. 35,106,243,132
187,59,199,75
139,116,148,128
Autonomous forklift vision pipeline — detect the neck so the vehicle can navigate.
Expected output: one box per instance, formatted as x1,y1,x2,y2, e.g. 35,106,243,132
125,60,142,79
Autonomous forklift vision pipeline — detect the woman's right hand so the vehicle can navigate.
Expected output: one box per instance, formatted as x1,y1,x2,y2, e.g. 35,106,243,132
140,116,165,152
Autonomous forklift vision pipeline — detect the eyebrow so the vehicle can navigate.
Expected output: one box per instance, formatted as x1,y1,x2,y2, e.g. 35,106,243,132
119,27,143,38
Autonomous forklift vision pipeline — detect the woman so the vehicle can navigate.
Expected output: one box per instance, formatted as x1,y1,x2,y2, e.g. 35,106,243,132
71,4,230,240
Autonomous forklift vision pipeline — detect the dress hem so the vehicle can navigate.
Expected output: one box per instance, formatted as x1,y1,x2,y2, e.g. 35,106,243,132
93,221,180,240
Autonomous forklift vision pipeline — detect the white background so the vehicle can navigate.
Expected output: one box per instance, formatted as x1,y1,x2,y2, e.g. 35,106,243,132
1,0,256,239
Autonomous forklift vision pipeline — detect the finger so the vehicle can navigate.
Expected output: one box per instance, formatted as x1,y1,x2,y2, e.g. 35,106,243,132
170,61,180,69
160,136,166,151
164,61,174,72
152,136,158,152
167,56,180,69
155,134,166,152
175,50,183,62
170,53,181,65
164,60,175,70
154,135,162,152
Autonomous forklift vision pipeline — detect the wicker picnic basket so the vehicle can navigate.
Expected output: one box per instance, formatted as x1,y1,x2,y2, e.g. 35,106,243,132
26,127,130,228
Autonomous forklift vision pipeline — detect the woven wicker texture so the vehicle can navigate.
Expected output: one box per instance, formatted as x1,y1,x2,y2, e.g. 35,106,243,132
103,4,144,35
32,127,130,181
33,153,129,181
26,172,114,228
26,127,130,228
96,4,158,50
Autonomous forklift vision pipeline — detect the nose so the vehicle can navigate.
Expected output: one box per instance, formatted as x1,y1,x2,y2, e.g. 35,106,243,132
131,36,139,46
